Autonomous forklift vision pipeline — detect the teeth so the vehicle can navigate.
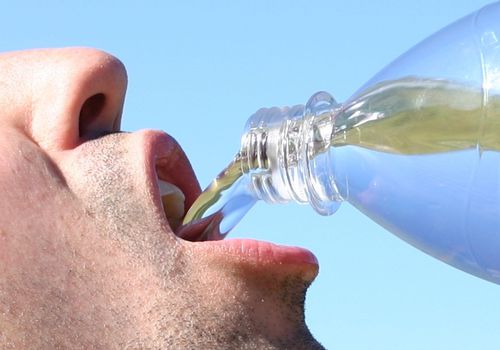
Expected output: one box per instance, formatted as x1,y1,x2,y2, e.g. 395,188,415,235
158,180,185,231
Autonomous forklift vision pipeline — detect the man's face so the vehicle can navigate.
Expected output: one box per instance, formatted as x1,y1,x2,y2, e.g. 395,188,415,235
0,48,323,349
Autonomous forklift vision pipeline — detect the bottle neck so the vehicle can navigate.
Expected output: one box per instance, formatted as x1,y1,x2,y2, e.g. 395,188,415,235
240,91,345,215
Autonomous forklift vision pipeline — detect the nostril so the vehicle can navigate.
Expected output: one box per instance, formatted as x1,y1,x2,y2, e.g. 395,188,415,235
79,93,106,137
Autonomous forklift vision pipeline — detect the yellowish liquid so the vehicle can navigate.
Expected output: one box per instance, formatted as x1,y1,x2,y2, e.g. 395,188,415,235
332,78,500,154
182,157,244,225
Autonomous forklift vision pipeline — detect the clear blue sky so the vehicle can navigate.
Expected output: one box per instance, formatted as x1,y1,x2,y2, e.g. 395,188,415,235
2,1,498,349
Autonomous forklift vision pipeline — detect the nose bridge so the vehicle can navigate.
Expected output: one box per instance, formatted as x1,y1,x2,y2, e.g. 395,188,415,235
29,48,128,151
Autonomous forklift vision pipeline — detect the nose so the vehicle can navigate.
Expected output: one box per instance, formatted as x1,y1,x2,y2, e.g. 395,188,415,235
27,48,128,150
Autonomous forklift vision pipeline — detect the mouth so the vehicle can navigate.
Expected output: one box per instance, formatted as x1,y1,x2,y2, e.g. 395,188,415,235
155,162,222,242
147,130,318,268
142,130,217,242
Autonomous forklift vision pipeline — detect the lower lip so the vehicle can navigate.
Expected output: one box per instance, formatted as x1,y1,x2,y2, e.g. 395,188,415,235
193,238,319,266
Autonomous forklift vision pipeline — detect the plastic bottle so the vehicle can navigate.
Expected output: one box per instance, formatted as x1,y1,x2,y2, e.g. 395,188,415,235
181,2,500,284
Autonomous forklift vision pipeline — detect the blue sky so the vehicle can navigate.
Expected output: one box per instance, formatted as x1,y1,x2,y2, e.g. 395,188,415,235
2,1,499,348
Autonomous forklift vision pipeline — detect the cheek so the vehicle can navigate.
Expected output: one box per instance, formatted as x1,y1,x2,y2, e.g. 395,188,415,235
0,137,90,290
0,138,71,232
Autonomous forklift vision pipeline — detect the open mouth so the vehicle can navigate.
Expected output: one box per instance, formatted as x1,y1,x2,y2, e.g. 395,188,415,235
156,174,220,242
151,134,217,243
154,164,209,241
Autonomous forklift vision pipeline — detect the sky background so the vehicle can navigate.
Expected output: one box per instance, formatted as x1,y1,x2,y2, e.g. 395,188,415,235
2,1,499,349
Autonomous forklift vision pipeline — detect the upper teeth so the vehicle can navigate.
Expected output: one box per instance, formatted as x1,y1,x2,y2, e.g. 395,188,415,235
158,180,185,231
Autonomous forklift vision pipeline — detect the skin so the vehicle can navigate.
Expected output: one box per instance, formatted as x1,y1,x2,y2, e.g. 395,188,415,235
0,48,325,349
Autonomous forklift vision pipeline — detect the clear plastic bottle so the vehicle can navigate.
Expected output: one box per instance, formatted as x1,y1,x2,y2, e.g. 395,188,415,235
181,2,500,284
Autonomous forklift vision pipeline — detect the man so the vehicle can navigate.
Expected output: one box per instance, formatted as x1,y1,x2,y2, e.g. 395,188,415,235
0,48,324,349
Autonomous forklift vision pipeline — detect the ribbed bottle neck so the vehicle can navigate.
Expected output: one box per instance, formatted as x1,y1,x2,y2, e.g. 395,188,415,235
239,91,345,215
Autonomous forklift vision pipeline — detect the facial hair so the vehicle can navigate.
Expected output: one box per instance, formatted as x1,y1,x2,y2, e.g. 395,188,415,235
70,133,326,350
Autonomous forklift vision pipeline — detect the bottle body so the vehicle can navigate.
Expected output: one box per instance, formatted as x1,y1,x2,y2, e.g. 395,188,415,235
182,2,500,283
240,3,500,283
